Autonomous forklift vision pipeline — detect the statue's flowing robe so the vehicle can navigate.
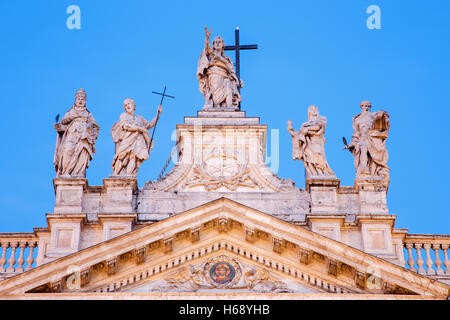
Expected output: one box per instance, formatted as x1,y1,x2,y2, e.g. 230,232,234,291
350,111,390,176
53,107,99,177
197,49,241,109
111,113,156,176
288,127,303,161
288,116,334,176
300,116,334,176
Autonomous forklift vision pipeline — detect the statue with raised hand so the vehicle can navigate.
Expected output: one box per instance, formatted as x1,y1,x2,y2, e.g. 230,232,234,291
197,26,241,110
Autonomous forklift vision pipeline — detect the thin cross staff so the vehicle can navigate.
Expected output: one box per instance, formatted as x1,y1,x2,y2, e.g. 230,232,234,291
151,85,175,142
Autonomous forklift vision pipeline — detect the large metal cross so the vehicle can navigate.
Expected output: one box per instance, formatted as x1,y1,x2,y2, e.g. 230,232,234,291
224,27,258,93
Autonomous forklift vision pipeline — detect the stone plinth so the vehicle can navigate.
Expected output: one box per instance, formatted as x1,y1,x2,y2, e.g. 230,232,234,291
98,213,136,241
306,178,340,214
184,110,260,126
356,215,397,261
354,178,389,214
53,178,88,213
197,110,246,117
103,177,138,213
46,213,86,262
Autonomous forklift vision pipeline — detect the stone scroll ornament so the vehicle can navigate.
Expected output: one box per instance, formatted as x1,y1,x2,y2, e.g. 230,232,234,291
287,105,335,178
111,99,162,177
197,26,242,110
343,100,390,179
53,89,100,178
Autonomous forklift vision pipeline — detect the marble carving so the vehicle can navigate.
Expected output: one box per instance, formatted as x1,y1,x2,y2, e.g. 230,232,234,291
53,89,99,178
197,26,242,110
345,100,390,179
287,105,335,178
151,255,291,293
111,99,162,177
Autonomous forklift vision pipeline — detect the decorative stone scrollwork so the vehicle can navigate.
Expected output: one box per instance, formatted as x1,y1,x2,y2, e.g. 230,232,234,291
175,230,189,241
135,247,146,265
312,252,325,262
148,240,161,251
50,280,63,293
218,218,230,233
299,249,311,265
164,238,173,253
153,266,204,292
339,262,354,276
244,268,292,293
355,271,366,289
80,268,91,287
183,150,260,191
272,238,283,254
383,282,394,294
327,260,338,276
191,227,201,243
106,258,118,275
245,227,256,243
150,255,292,293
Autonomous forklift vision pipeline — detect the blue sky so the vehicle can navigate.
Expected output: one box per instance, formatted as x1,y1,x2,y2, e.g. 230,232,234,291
0,0,449,234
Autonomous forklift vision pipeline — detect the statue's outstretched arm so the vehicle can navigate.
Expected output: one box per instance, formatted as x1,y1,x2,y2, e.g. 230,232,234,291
146,105,163,129
204,26,212,53
287,120,297,136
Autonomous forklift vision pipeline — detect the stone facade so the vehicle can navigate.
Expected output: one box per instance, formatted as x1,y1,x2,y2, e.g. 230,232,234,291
0,109,449,299
40,111,399,265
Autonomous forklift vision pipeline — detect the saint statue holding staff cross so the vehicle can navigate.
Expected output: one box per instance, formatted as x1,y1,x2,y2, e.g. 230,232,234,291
111,99,162,177
110,87,174,177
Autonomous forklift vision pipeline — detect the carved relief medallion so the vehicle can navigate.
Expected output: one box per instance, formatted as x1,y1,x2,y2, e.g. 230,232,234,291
210,262,235,284
203,255,242,288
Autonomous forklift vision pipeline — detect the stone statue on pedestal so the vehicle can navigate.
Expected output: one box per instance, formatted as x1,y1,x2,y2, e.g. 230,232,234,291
345,100,390,179
197,26,242,110
287,106,335,178
53,89,100,178
111,98,162,177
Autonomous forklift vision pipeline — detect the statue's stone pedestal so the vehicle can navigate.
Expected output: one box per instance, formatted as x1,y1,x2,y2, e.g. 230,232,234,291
184,110,260,125
198,110,245,117
53,178,88,213
103,177,138,213
354,177,389,214
306,177,340,214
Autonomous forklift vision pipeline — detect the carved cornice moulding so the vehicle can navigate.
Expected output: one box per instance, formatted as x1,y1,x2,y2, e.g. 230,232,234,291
0,198,448,298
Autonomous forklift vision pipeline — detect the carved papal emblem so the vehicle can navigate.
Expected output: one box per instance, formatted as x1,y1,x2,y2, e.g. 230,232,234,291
203,255,242,288
184,148,260,191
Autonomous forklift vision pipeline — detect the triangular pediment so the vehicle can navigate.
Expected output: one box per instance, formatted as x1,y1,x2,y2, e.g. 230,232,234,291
0,198,448,299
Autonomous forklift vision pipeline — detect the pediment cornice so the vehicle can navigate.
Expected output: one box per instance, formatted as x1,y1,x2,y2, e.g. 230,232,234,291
0,198,448,298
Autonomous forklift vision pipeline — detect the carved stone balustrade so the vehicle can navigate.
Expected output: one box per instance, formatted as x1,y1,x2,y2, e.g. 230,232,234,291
403,234,450,284
0,233,40,279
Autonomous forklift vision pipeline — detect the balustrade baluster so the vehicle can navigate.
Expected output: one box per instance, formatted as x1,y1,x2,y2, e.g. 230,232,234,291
26,242,36,271
0,242,9,272
432,244,444,275
414,243,426,274
423,244,435,275
405,243,415,271
442,244,450,275
16,242,27,273
6,242,18,273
